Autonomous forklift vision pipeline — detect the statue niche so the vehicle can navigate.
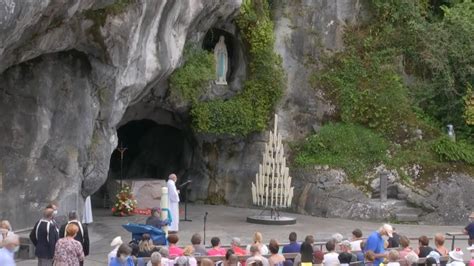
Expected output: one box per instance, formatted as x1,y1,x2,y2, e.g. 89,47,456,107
214,35,228,85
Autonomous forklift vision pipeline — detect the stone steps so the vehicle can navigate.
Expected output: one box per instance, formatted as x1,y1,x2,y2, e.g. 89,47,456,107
395,213,420,223
394,206,422,223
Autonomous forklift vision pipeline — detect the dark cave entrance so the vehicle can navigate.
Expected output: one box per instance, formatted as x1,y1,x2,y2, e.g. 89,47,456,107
108,119,190,181
92,114,198,208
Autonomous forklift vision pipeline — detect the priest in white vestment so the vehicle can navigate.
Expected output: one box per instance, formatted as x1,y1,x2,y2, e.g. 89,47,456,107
82,196,93,224
167,173,180,232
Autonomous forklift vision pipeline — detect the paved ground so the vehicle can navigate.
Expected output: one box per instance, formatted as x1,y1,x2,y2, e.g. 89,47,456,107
16,204,472,265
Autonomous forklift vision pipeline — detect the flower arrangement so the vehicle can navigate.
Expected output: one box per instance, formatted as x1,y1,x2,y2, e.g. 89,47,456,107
111,185,137,216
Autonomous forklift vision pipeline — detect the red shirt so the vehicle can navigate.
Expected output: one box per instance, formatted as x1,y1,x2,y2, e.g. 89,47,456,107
207,247,227,256
232,246,247,255
169,245,184,257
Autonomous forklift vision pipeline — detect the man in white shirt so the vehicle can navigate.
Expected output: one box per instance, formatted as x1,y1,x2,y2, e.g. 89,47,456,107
167,173,180,233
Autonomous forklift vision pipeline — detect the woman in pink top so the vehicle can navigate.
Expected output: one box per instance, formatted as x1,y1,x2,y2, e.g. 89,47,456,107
168,234,184,257
207,237,227,256
398,236,414,266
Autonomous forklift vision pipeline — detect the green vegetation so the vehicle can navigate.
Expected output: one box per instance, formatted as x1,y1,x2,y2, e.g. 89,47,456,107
315,51,414,135
433,137,474,164
190,0,284,135
169,46,215,102
298,0,474,181
295,123,389,181
464,84,474,125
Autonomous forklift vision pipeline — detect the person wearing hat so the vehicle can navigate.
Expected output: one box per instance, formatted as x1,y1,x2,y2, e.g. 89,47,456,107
447,248,465,266
464,212,474,246
108,236,123,265
364,224,393,266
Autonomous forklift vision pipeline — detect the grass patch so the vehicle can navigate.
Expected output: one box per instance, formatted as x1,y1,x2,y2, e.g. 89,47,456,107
294,123,389,182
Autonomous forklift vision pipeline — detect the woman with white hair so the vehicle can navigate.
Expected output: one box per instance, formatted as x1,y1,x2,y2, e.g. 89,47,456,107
108,236,123,264
147,251,162,266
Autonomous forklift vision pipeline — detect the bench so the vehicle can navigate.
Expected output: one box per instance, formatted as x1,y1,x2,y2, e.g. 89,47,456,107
16,236,35,260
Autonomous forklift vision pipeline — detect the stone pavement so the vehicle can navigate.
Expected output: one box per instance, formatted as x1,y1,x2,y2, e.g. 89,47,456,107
16,204,472,265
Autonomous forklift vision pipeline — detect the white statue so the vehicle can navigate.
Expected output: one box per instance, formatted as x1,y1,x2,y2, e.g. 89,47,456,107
214,36,228,85
251,114,294,208
447,124,456,142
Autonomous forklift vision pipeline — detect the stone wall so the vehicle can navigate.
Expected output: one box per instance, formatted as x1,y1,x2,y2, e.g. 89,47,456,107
0,0,242,230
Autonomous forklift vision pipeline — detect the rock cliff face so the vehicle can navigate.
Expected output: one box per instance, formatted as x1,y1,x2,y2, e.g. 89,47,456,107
0,0,241,229
1,0,472,229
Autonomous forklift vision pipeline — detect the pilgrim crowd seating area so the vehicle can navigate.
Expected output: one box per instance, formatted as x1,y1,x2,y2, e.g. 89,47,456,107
128,231,472,266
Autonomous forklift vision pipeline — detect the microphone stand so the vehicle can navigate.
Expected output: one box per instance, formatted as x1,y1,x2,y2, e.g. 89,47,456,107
203,212,208,245
179,180,192,222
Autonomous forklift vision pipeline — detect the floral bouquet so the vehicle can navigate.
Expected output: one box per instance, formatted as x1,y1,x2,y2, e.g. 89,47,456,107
111,185,137,216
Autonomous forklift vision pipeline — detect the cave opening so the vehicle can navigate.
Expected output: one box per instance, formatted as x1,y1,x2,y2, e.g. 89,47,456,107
108,119,189,181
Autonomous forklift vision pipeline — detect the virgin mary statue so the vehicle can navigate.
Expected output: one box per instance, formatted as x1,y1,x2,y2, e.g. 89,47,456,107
214,36,228,85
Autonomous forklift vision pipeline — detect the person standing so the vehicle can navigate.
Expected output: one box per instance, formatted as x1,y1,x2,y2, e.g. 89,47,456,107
82,196,93,224
364,224,393,266
59,211,89,265
54,223,85,266
29,208,59,266
464,212,474,246
167,173,180,233
0,234,20,266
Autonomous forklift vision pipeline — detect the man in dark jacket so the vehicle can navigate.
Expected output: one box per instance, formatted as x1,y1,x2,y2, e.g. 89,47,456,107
29,208,59,266
59,211,89,265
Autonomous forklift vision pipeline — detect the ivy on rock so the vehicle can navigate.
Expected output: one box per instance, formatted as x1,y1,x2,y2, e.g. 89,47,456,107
190,0,284,135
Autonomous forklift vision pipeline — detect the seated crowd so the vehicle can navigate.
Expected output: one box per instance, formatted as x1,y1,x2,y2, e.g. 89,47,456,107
1,204,473,266
104,224,473,266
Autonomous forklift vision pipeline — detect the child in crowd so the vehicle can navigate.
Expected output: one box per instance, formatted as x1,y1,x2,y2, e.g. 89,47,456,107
387,250,400,266
365,250,376,266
